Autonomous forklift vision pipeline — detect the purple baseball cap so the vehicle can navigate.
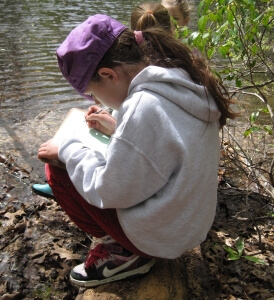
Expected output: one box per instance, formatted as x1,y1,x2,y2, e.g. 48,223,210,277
56,14,127,99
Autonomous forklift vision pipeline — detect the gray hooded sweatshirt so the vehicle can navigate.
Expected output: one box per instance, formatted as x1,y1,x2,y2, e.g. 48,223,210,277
59,66,221,259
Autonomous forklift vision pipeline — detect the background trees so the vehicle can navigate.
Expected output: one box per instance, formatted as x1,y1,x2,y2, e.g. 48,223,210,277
179,0,274,199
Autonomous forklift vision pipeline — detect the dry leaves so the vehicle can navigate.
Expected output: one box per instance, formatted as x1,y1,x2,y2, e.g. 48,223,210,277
0,157,273,299
0,172,88,299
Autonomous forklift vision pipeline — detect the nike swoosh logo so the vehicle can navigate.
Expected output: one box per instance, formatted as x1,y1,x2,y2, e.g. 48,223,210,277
102,256,139,278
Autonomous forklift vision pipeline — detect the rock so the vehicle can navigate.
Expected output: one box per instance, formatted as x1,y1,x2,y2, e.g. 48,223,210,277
80,249,213,300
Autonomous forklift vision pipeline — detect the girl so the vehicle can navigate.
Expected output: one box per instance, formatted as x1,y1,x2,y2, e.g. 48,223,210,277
131,2,172,32
32,2,171,197
162,0,190,27
38,14,236,288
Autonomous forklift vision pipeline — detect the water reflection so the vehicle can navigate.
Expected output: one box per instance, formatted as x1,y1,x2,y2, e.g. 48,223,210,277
0,0,197,123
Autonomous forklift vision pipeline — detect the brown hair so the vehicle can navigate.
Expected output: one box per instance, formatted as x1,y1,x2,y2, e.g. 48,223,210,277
131,2,172,32
93,28,237,128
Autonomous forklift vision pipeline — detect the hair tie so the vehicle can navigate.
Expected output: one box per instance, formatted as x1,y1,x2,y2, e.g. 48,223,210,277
146,10,153,15
134,31,144,44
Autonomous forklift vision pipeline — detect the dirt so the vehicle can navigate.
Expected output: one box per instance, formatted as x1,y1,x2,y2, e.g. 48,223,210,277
0,108,273,300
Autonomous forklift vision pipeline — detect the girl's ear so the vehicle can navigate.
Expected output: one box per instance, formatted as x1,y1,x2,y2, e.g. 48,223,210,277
98,68,118,82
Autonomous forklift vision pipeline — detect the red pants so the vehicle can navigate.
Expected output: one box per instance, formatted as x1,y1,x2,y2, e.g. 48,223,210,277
45,164,151,257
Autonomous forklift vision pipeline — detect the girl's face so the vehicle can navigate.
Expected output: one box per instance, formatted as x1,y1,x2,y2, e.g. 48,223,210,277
168,7,189,27
84,67,131,110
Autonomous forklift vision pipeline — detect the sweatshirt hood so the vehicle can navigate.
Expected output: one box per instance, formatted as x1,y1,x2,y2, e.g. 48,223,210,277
128,66,221,123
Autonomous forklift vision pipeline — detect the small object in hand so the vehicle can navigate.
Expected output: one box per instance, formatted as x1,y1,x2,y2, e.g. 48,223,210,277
84,107,112,122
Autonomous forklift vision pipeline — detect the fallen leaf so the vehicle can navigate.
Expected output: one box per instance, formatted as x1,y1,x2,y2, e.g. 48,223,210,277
52,244,81,260
3,210,25,226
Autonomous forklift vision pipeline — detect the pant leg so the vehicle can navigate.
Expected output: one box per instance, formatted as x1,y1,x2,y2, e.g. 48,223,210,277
45,163,151,258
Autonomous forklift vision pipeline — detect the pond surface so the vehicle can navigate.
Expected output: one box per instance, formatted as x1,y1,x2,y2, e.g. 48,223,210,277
0,0,198,124
0,0,146,123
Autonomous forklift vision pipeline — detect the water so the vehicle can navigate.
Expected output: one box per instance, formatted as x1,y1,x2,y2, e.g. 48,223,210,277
0,0,198,124
0,0,143,123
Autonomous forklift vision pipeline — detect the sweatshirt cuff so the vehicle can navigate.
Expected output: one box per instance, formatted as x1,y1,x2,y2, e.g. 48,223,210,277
58,138,84,164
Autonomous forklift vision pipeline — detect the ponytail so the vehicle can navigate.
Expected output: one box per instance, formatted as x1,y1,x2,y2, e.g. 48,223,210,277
94,27,237,127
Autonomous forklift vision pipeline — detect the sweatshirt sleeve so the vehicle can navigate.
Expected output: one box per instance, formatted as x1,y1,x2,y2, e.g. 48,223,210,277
58,134,168,209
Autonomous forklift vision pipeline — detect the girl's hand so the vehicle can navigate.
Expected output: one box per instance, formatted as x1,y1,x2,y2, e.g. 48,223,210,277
38,139,59,160
85,106,116,136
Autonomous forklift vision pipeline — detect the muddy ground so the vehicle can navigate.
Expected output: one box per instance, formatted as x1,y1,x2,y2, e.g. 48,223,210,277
0,108,273,299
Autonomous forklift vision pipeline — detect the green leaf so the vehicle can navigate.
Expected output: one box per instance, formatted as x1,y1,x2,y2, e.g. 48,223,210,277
207,47,215,58
250,111,260,122
191,32,200,39
227,10,234,24
263,125,272,135
218,19,229,30
260,108,269,114
189,31,200,43
199,0,210,17
212,33,221,45
178,26,189,38
197,0,205,17
227,253,241,260
244,126,261,137
209,12,218,22
253,12,264,22
202,32,210,39
243,128,251,137
198,15,208,33
226,73,235,81
235,77,242,87
262,15,269,27
224,245,238,255
218,45,230,57
235,237,244,256
251,44,259,54
243,256,265,264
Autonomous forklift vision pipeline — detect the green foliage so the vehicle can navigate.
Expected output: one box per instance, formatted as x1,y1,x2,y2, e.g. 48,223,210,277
244,108,272,137
176,0,274,126
224,237,265,264
182,0,273,60
174,0,274,194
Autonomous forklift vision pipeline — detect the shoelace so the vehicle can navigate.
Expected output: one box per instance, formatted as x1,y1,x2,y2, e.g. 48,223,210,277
85,242,125,269
85,244,110,269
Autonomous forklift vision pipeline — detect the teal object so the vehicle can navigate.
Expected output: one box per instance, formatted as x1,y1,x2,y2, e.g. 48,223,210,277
32,183,54,199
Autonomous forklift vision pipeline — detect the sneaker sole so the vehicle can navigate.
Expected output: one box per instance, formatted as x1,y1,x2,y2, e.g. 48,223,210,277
70,258,156,288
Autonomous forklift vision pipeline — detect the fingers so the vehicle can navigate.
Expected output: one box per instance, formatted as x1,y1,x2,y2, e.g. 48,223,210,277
37,139,59,160
85,114,106,131
85,105,103,118
85,112,116,136
85,111,108,122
